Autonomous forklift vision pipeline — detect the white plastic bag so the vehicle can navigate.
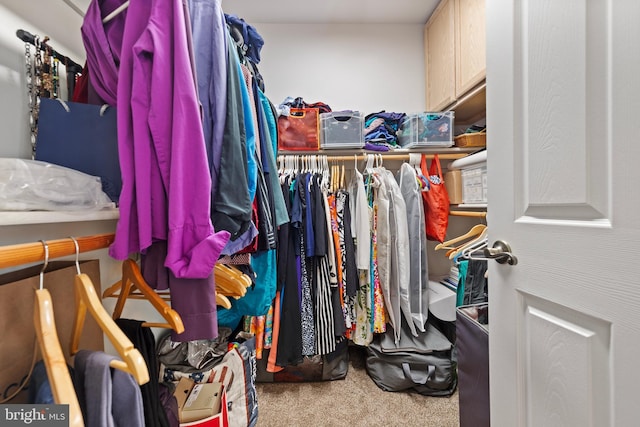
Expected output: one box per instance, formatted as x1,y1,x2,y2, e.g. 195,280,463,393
0,158,115,211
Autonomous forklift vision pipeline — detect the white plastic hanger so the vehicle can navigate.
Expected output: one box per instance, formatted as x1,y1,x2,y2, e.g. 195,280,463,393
460,236,489,260
448,227,489,260
365,154,374,175
435,224,487,251
409,153,422,176
322,155,330,189
103,1,129,24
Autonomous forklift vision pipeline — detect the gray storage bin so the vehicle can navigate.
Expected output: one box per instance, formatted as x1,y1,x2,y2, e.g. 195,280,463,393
320,111,364,149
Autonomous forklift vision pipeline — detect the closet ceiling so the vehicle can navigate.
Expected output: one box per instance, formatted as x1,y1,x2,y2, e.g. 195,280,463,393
221,0,440,24
67,0,440,25
6,0,438,64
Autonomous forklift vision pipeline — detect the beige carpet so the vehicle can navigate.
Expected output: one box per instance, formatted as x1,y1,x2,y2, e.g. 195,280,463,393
254,346,459,427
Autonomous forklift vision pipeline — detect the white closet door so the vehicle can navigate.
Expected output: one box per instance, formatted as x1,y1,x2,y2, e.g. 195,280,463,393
487,0,640,425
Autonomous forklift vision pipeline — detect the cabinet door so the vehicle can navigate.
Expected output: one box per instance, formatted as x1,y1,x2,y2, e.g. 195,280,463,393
425,0,456,111
455,0,486,97
488,0,639,425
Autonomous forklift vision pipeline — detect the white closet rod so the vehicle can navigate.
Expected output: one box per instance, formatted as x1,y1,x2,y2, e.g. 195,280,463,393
449,210,487,218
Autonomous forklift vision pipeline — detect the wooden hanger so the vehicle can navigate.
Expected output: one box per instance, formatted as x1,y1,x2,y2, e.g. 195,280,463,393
68,239,149,386
35,290,84,427
71,274,149,385
330,163,336,192
214,264,252,298
34,241,84,427
102,260,244,311
216,294,232,309
102,259,185,333
435,224,487,251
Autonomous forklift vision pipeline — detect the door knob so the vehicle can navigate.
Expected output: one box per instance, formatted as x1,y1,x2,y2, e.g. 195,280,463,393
483,240,518,265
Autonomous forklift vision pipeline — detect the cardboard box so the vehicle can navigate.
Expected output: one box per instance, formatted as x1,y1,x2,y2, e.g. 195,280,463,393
461,164,487,204
181,382,224,424
180,389,228,427
174,377,196,417
445,169,463,204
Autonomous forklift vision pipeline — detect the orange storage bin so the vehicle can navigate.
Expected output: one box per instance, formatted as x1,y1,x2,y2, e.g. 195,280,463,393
277,108,320,151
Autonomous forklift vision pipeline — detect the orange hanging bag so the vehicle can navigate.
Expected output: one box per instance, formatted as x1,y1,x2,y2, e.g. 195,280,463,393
421,154,450,242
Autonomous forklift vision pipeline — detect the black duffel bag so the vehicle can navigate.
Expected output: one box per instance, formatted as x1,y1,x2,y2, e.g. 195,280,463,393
365,319,457,396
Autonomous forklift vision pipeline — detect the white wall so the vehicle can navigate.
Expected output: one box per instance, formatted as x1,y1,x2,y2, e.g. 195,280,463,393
0,0,84,158
254,23,426,113
251,22,476,278
0,12,427,156
0,1,86,159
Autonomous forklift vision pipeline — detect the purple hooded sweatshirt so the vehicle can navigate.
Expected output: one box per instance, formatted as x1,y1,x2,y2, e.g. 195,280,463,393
82,0,230,279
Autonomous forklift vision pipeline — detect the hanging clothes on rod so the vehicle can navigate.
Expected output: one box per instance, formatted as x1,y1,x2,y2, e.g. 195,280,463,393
0,233,148,385
0,234,146,426
82,0,236,342
66,236,147,427
244,152,439,370
210,13,290,338
83,0,231,276
435,224,490,307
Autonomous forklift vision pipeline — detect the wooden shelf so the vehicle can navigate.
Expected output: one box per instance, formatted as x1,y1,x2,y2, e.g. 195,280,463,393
445,81,486,124
278,146,479,158
452,203,488,209
0,208,120,226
